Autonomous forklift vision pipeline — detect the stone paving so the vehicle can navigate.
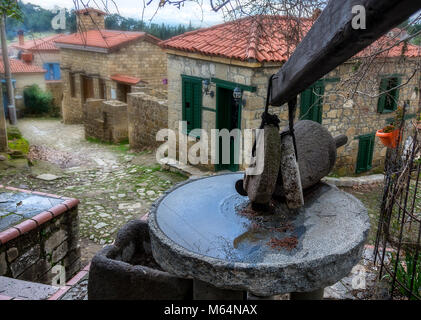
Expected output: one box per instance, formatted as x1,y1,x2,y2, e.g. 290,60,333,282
0,118,187,264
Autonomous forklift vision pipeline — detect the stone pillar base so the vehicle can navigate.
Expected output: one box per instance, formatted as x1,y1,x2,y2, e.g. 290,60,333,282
193,280,245,300
290,288,324,300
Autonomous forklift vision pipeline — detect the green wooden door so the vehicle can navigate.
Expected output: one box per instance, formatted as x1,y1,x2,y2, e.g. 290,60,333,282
300,80,325,123
356,134,375,173
182,77,202,134
216,87,240,171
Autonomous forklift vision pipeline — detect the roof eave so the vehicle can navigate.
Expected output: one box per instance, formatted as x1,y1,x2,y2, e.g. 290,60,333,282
55,42,109,53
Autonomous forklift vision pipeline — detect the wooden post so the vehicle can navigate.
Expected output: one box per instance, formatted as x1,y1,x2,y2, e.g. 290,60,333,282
0,86,7,152
0,14,17,125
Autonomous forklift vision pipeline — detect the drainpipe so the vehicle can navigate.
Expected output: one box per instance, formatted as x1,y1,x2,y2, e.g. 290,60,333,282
0,14,17,125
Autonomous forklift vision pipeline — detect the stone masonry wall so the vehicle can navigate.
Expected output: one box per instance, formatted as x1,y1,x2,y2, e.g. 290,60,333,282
127,92,168,150
45,80,63,117
167,53,420,174
60,39,167,124
0,196,80,285
84,98,128,143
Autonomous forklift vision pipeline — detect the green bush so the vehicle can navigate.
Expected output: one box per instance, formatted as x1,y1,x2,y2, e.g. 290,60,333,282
23,84,52,115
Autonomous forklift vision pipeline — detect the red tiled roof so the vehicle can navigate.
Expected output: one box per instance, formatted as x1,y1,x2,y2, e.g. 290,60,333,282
11,34,67,52
0,58,46,74
110,74,143,85
54,30,161,51
161,15,421,63
160,15,313,63
356,29,421,58
75,7,107,15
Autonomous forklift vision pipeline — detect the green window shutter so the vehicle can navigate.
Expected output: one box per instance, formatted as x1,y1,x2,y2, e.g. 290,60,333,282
192,82,202,130
377,78,388,113
314,81,325,124
300,81,324,123
300,88,312,120
392,77,401,111
181,76,202,134
356,134,375,173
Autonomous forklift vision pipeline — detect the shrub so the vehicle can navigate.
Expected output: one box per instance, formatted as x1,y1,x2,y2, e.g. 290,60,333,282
23,84,52,115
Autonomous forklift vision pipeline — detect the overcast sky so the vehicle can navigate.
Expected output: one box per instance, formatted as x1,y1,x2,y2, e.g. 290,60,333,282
22,0,225,27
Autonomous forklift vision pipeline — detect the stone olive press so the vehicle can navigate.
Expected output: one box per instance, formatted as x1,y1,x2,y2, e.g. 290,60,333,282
148,119,370,300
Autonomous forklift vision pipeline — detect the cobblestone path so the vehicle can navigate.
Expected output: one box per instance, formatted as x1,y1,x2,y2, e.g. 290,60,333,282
0,118,186,264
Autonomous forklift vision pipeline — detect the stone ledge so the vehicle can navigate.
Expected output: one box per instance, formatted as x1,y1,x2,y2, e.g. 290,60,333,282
322,174,384,187
158,158,212,178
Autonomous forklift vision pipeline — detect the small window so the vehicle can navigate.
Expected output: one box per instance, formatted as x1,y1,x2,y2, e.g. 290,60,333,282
182,76,202,134
43,63,61,80
300,80,324,124
356,133,375,173
70,72,76,97
99,78,106,99
377,76,401,113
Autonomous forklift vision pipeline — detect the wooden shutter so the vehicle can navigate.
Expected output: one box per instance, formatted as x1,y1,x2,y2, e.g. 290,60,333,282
53,63,61,80
182,77,202,134
192,81,202,130
300,88,312,120
44,63,51,80
392,77,401,110
300,81,324,123
314,81,325,124
356,134,375,173
377,78,388,113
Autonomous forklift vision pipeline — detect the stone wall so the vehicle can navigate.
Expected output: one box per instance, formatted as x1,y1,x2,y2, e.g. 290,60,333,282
60,38,167,124
127,92,168,150
45,80,63,117
77,11,105,31
0,191,80,285
84,98,128,143
167,53,420,175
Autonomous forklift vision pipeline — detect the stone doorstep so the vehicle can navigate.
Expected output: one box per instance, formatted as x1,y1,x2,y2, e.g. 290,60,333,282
158,158,212,178
323,174,384,187
0,263,90,300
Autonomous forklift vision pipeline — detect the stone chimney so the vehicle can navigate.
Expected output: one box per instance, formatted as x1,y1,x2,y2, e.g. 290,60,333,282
17,30,24,46
76,7,107,32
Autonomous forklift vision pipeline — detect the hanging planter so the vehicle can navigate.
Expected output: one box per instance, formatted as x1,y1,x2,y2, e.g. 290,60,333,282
376,125,401,149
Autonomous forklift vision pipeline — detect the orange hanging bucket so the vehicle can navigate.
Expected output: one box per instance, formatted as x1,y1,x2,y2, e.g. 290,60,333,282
376,128,401,148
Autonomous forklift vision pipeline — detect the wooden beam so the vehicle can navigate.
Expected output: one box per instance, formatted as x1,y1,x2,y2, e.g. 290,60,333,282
270,0,421,106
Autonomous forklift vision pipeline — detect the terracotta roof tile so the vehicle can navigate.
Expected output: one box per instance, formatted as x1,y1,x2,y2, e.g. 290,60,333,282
0,58,46,74
161,15,421,63
11,34,67,52
55,30,160,51
110,74,144,85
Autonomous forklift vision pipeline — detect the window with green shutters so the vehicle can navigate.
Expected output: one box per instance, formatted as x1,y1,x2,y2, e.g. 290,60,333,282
356,133,375,173
377,76,401,113
300,80,325,123
181,76,202,134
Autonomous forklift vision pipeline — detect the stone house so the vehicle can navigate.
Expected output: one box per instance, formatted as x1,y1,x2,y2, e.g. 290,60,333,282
55,8,167,124
160,15,421,175
0,58,46,118
10,32,67,114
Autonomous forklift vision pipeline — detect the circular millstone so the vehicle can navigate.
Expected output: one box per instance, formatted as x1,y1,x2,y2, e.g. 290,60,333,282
148,173,370,296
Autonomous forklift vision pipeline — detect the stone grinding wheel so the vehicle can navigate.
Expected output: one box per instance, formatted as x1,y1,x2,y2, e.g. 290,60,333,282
242,124,281,210
278,133,304,209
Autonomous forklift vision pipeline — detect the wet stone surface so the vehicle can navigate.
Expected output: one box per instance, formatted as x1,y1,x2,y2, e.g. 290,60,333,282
0,191,64,232
149,173,371,296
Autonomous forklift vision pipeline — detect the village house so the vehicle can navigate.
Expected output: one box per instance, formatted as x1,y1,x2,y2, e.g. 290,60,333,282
10,32,67,114
55,8,167,124
160,15,421,175
0,58,46,118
